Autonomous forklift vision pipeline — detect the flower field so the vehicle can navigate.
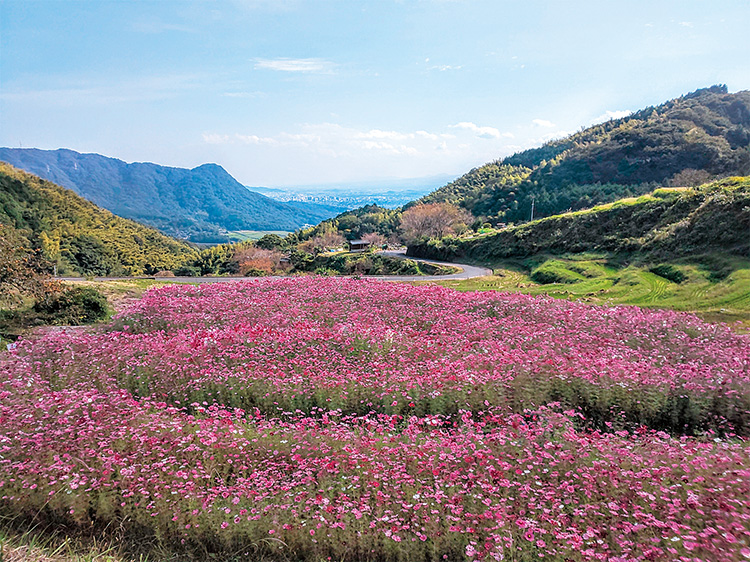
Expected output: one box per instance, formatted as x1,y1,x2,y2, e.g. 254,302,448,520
1,278,749,561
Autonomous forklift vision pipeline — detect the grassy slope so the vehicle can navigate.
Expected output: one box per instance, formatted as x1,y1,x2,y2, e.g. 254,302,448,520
408,177,750,262
412,177,750,329
420,254,750,330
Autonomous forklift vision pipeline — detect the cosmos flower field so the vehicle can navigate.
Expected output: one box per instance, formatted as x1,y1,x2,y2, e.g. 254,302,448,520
1,278,749,561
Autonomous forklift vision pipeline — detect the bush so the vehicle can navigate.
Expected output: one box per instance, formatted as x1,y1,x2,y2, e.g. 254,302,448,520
33,287,109,325
243,268,267,277
173,265,200,277
649,263,686,283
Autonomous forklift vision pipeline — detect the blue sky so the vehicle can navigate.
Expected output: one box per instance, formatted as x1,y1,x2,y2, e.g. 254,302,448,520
2,0,749,188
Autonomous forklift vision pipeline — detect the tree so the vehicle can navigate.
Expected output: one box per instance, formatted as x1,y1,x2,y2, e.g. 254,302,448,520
399,203,472,244
234,247,283,275
298,224,345,255
669,168,712,187
361,232,386,248
256,234,285,250
0,224,60,309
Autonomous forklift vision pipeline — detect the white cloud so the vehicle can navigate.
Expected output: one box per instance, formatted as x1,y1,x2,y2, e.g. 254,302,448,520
222,91,265,98
199,122,521,184
429,64,463,71
202,133,230,144
451,121,506,139
594,110,632,122
207,124,442,156
236,134,278,145
254,58,335,73
532,119,555,128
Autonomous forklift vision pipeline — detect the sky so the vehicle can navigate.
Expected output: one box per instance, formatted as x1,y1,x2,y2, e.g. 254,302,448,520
1,0,750,188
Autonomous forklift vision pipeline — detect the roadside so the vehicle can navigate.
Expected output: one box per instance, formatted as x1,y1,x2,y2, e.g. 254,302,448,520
58,252,492,285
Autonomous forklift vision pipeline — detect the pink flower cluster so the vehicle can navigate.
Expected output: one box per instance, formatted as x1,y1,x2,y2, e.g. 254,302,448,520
1,278,749,561
15,278,750,432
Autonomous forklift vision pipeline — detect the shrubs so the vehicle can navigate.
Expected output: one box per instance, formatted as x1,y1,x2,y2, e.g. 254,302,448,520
33,286,109,325
649,263,686,283
172,265,200,277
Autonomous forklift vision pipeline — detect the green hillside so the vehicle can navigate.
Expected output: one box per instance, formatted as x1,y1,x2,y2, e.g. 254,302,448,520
409,177,750,262
0,163,196,276
410,177,750,327
419,85,750,224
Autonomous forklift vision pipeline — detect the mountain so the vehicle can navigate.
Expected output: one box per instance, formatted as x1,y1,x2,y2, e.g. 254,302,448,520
0,162,196,276
408,177,750,263
0,148,339,242
419,85,750,224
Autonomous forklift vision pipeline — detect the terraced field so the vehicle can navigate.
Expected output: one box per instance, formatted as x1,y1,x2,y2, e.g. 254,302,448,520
426,254,750,330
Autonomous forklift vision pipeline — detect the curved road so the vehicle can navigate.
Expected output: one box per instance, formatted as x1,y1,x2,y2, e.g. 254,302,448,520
61,251,491,284
375,250,491,281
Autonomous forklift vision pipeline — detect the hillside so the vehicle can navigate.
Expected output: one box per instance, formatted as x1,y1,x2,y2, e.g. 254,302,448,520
420,85,750,223
0,162,196,276
0,148,338,242
409,176,750,263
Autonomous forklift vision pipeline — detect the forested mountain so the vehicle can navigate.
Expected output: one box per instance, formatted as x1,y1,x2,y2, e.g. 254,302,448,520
409,177,750,263
0,163,196,276
419,85,750,224
0,148,338,242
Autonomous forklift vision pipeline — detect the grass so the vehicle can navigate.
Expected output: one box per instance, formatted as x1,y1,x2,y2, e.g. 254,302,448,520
0,517,135,562
422,253,750,331
66,279,168,315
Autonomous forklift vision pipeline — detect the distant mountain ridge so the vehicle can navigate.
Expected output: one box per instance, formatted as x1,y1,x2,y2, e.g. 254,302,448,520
0,148,338,242
419,85,750,223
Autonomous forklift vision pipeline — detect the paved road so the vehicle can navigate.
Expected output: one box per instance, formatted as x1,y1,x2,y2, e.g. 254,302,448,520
376,250,492,281
61,251,491,284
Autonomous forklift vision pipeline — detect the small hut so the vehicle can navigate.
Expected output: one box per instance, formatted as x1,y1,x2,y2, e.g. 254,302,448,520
348,239,372,252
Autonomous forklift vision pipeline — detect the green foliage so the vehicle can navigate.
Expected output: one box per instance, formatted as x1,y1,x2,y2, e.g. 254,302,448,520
0,223,58,308
193,244,238,275
255,233,287,250
530,261,584,284
33,286,109,325
290,251,457,276
421,86,750,224
173,265,200,277
0,163,197,276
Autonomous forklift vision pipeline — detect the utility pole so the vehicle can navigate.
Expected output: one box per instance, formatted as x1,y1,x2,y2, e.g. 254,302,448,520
530,198,535,222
